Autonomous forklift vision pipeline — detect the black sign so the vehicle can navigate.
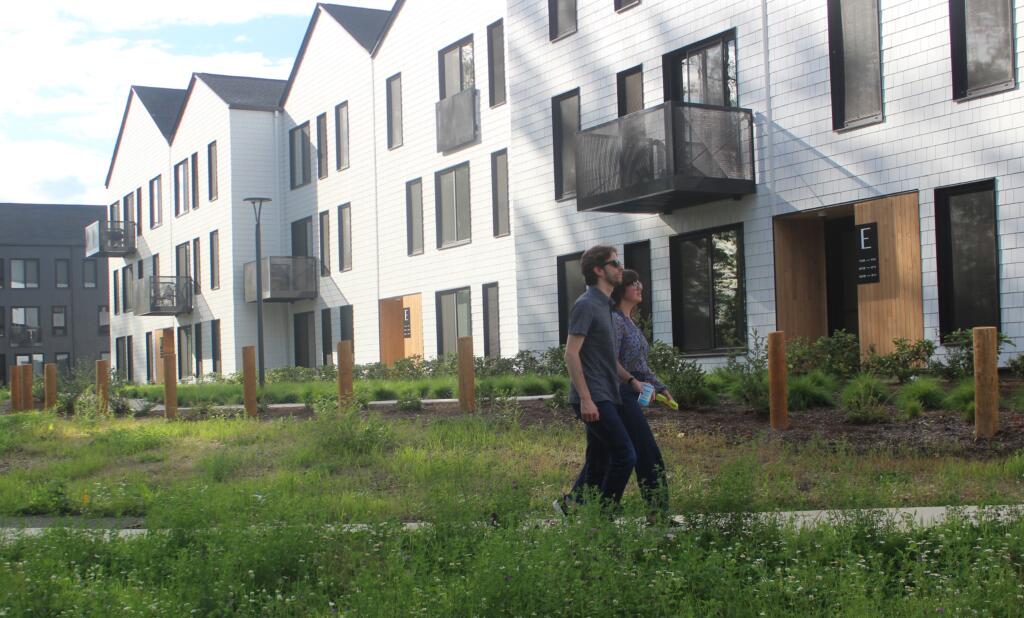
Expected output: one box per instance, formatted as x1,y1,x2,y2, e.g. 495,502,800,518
402,307,412,338
855,222,880,284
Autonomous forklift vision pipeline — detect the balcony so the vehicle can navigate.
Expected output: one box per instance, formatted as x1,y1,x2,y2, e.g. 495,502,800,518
574,101,755,214
10,325,42,348
134,276,193,316
436,88,478,153
84,220,137,257
244,256,318,303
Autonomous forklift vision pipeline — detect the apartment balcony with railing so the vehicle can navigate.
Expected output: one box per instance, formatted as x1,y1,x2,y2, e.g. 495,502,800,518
436,88,478,153
134,276,193,316
9,325,42,348
574,101,755,214
244,256,318,303
84,220,137,257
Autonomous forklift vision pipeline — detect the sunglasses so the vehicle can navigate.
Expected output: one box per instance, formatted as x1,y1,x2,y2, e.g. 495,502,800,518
601,259,623,269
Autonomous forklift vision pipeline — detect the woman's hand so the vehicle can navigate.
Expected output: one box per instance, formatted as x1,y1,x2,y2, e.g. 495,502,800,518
660,389,675,403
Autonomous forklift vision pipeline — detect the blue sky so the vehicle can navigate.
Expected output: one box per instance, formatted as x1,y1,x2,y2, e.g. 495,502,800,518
0,1,391,205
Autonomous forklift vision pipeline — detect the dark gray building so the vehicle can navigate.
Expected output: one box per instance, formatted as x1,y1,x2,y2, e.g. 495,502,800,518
0,203,109,384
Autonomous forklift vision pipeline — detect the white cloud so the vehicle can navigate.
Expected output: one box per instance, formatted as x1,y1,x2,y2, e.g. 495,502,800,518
234,34,251,44
0,134,109,204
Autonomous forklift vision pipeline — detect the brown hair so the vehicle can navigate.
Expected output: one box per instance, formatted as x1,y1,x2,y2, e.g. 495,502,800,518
580,245,617,286
611,269,641,316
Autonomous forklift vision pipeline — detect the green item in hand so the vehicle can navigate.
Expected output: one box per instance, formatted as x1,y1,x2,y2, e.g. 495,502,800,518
656,393,678,410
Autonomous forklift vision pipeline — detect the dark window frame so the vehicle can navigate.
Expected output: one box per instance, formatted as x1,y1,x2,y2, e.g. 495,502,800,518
335,101,350,170
487,20,506,107
190,152,199,210
173,159,189,216
321,308,333,366
491,149,510,237
406,178,424,256
482,282,500,358
551,89,580,200
662,29,739,107
827,0,884,131
548,0,578,41
55,259,70,289
51,306,67,337
556,251,584,345
949,0,1017,101
615,0,640,11
617,64,644,117
112,270,120,315
316,113,329,180
211,319,222,374
337,203,352,272
339,305,354,345
207,141,218,201
435,286,472,357
11,258,39,289
290,122,312,188
149,175,162,228
438,35,475,100
319,210,331,276
145,332,153,383
386,73,403,149
192,237,201,295
209,230,220,290
435,161,472,249
83,260,96,289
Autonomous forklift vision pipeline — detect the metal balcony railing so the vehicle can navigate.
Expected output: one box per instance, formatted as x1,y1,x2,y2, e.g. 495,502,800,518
575,101,755,213
134,276,193,316
244,256,318,303
436,88,479,153
84,220,137,257
10,325,42,348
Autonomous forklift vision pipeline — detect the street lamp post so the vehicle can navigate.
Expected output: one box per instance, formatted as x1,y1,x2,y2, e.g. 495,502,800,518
244,197,271,386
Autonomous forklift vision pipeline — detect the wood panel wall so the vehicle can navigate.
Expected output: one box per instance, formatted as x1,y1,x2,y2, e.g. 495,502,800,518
773,217,828,341
402,294,424,359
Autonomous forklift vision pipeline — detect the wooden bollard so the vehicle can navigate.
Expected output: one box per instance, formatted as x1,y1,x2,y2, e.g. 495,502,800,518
457,336,475,412
9,365,21,411
974,326,999,438
337,340,353,410
768,331,789,430
96,359,109,415
21,365,34,411
242,346,257,418
163,352,177,420
44,363,57,410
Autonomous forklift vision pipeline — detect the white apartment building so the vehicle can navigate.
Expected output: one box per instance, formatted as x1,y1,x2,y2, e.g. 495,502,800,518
98,0,1024,382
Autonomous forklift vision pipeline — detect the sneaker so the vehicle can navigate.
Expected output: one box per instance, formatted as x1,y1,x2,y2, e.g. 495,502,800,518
552,494,570,517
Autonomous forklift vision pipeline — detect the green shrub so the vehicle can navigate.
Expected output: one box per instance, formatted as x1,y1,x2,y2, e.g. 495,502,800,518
518,376,549,396
786,330,860,379
840,374,890,424
862,338,935,383
396,392,423,412
895,377,945,411
1008,353,1024,379
705,367,739,394
943,381,975,421
663,359,717,407
900,399,923,420
787,371,836,410
371,385,399,401
726,332,769,414
430,384,454,399
930,329,1014,381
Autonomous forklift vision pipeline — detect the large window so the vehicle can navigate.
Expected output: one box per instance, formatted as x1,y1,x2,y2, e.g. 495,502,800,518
11,259,39,289
669,225,746,353
436,287,471,357
439,37,474,100
55,259,69,288
548,0,577,40
290,122,312,188
491,149,509,237
487,20,506,107
207,141,218,201
483,282,500,358
209,231,219,289
11,307,40,346
827,0,883,129
149,175,162,228
52,306,66,337
556,252,586,345
335,101,350,170
617,65,644,116
552,89,580,199
664,31,738,106
436,162,471,248
935,180,1000,335
386,74,403,149
316,113,329,179
406,178,424,256
321,308,333,366
950,0,1016,100
319,210,331,276
174,159,190,216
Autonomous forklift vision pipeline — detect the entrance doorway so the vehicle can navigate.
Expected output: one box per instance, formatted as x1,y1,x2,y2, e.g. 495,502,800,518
378,293,423,366
294,311,315,368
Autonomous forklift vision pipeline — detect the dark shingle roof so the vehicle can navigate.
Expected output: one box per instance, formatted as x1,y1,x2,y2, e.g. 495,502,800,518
319,4,391,53
195,73,288,111
132,86,187,141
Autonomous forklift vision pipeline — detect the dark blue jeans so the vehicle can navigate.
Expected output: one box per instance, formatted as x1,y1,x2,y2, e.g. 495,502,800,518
570,400,637,506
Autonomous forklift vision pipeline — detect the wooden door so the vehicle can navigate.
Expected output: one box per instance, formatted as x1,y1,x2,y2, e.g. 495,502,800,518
378,298,404,366
773,216,828,341
402,294,424,358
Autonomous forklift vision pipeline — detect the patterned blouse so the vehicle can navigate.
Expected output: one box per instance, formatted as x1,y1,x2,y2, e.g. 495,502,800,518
611,310,666,392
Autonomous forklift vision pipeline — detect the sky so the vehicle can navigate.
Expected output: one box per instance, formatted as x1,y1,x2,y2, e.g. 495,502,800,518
0,0,393,206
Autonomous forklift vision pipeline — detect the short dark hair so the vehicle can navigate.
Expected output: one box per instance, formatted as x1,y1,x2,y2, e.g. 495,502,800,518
580,245,616,286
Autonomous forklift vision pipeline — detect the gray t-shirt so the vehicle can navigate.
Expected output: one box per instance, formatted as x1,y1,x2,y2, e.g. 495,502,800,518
567,286,621,405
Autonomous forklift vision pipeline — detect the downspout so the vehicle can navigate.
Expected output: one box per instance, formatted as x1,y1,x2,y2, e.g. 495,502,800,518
272,109,284,365
760,0,778,335
370,59,382,363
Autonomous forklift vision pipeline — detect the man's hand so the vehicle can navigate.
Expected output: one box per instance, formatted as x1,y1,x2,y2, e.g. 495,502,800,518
580,399,599,422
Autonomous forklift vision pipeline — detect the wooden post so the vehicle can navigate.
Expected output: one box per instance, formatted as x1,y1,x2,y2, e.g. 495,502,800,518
44,363,57,410
337,340,353,409
974,326,999,439
242,346,257,418
457,336,475,412
162,352,177,420
95,360,109,415
768,331,789,430
20,365,34,411
9,365,21,411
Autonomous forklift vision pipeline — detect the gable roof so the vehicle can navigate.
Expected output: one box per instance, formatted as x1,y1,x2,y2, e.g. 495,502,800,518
196,73,288,111
105,85,187,188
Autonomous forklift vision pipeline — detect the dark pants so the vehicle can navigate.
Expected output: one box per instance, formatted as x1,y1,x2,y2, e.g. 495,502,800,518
572,387,668,514
570,400,637,505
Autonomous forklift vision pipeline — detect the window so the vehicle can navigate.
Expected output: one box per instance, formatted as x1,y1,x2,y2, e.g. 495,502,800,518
11,259,39,288
669,225,746,353
152,254,160,278
56,353,71,373
55,259,69,288
0,307,4,337
439,37,474,100
483,282,500,358
319,210,331,276
176,242,191,288
386,74,403,149
556,252,586,345
436,287,471,357
207,141,218,201
145,332,153,383
98,306,109,334
335,102,350,170
935,180,1000,335
406,179,424,256
122,265,133,312
548,0,577,40
123,191,136,235
0,259,4,287
624,240,653,334
83,260,96,288
177,326,192,380
664,30,738,106
487,20,506,107
17,354,43,376
552,89,580,199
491,150,509,237
617,65,644,116
136,260,143,280
321,308,333,366
149,175,163,228
194,322,202,377
339,305,354,344
316,113,329,179
209,231,219,289
827,0,883,129
337,203,352,271
192,238,201,295
109,201,120,222
174,159,190,216
951,0,1017,100
211,320,222,374
113,270,120,315
52,306,66,337
11,307,41,346
615,0,640,10
190,152,199,209
115,337,126,379
290,122,312,188
436,162,471,247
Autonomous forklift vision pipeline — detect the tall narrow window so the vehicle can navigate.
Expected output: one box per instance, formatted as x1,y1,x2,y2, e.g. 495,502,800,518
52,306,66,337
319,210,331,276
190,152,199,209
664,31,738,107
122,192,133,228
339,305,354,344
670,225,746,352
135,188,143,232
491,150,509,237
149,175,162,228
0,259,4,287
83,260,96,288
11,259,39,289
548,0,577,40
145,332,153,383
439,37,474,99
617,65,644,116
113,270,120,315
177,326,193,380
174,159,189,215
386,74,403,149
436,287,471,357
436,162,471,247
209,231,220,289
207,141,218,201
624,240,653,335
55,259,69,288
115,337,127,379
556,252,585,345
321,308,333,366
552,89,580,199
194,322,202,377
950,0,1016,99
316,113,329,179
176,242,191,286
335,101,350,170
122,265,132,312
56,353,71,373
827,0,883,129
211,320,222,374
483,282,500,358
152,254,160,278
109,201,119,222
98,306,109,334
935,180,1000,335
0,307,4,337
337,203,352,271
192,238,201,295
290,122,312,188
127,336,134,382
487,20,506,107
406,179,424,256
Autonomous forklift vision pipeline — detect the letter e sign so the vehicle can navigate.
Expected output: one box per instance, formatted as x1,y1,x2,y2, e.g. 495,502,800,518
855,222,880,284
